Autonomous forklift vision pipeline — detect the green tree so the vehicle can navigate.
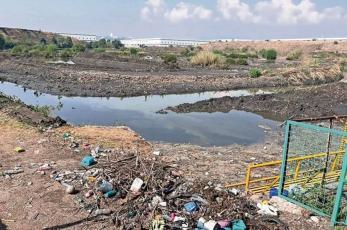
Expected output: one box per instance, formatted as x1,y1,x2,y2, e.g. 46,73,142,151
40,38,47,45
98,39,107,48
72,43,86,52
0,34,5,50
130,48,138,56
112,39,124,49
65,37,73,48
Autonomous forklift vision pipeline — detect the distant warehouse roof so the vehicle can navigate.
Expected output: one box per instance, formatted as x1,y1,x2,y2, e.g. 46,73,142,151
59,33,100,42
120,38,208,47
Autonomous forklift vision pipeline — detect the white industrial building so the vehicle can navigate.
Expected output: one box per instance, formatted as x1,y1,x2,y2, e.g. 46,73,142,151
120,38,208,47
59,33,99,42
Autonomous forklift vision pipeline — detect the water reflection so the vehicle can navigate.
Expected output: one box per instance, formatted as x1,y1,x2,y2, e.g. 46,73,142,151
0,81,278,146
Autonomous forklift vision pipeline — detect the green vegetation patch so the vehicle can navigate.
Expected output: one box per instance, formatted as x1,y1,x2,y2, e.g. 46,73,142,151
249,68,262,78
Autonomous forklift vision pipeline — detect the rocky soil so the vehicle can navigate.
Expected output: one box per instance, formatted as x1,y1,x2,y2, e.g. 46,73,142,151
166,82,347,120
0,56,342,97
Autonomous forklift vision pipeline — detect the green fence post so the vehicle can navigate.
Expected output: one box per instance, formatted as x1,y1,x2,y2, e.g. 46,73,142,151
279,121,291,194
331,146,347,226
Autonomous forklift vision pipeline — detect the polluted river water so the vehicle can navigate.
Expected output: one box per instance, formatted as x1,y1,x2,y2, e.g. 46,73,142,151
0,81,278,146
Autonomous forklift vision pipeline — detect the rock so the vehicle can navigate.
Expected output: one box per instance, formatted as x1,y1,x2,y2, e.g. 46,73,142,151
270,196,305,215
310,216,319,223
63,184,75,194
152,150,160,156
95,209,112,216
130,178,144,193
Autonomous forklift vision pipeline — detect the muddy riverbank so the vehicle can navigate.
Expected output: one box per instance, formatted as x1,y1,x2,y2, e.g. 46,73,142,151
0,56,342,97
166,82,347,119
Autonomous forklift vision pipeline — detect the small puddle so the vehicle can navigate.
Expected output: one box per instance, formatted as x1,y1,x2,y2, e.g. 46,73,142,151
0,81,278,146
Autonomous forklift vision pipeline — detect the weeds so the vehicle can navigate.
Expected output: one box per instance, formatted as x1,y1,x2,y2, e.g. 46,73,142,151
31,105,51,117
190,51,224,66
161,53,177,64
287,49,303,61
259,49,277,60
249,68,262,78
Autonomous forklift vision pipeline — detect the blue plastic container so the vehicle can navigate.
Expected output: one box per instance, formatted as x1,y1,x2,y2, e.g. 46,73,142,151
184,201,199,213
81,155,96,167
232,219,246,230
269,187,289,198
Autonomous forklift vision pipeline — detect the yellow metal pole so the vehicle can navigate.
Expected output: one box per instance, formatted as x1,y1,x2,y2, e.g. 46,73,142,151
245,164,252,193
294,160,302,180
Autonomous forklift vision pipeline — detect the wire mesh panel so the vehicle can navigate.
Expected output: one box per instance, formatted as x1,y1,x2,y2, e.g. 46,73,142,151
278,119,347,225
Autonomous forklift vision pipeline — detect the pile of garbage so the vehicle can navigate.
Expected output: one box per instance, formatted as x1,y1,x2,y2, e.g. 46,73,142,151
50,133,289,229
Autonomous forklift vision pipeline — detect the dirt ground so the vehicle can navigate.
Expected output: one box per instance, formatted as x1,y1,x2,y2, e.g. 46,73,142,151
167,82,347,120
0,52,342,98
204,40,347,56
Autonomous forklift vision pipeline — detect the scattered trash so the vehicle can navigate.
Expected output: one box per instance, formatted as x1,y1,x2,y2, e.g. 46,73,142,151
232,219,246,230
94,209,112,216
153,151,160,156
130,177,144,193
270,196,304,215
269,187,289,198
81,155,96,167
204,220,218,230
230,188,240,196
98,180,113,193
85,190,94,198
61,182,75,194
37,163,52,172
310,216,319,223
2,168,24,176
257,202,278,216
184,201,199,213
104,190,118,198
63,133,70,140
197,217,206,228
47,132,293,229
14,147,25,153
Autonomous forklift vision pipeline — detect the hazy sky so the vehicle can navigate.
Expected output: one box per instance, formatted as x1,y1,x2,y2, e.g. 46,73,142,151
1,0,347,39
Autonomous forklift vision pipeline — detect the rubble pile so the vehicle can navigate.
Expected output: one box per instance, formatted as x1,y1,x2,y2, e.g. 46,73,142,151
49,133,289,229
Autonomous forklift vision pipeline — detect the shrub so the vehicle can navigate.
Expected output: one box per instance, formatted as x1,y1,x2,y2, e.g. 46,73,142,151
130,48,139,55
32,105,51,117
260,49,277,60
225,58,236,65
161,53,177,64
286,49,303,60
72,43,86,52
249,68,262,78
11,45,30,56
112,39,124,49
236,58,248,65
212,49,224,55
190,51,224,66
4,39,15,49
334,41,339,45
94,48,105,53
0,34,5,50
60,48,73,60
44,44,58,58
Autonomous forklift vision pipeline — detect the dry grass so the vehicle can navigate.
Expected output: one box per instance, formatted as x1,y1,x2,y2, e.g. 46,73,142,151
57,125,151,152
204,40,347,57
280,64,343,85
190,51,225,66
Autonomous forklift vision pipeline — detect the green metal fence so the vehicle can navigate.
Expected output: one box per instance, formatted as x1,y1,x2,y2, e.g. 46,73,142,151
278,118,347,226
